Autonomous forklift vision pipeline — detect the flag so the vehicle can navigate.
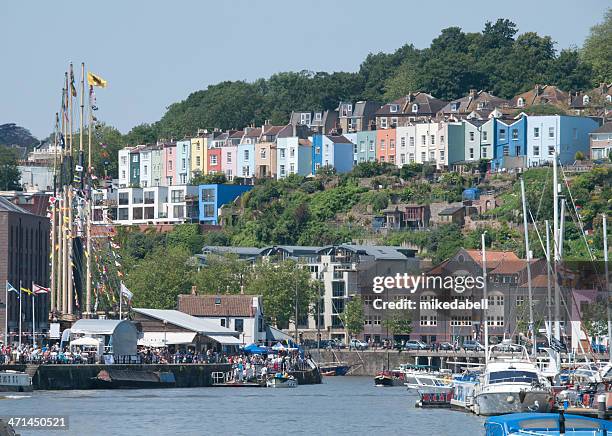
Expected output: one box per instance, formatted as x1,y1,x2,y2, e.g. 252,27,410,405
6,281,19,299
120,283,133,301
70,69,77,97
20,286,33,296
33,284,50,295
87,72,107,88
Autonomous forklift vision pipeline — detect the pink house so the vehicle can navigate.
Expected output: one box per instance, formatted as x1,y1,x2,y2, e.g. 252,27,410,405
221,145,237,180
162,141,177,186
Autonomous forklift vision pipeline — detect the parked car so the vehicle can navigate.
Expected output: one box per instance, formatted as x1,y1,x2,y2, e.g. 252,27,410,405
349,339,368,350
437,342,454,351
404,340,428,351
462,340,485,352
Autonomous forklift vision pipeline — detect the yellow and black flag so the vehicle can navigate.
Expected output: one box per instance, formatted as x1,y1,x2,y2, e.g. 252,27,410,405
87,72,107,88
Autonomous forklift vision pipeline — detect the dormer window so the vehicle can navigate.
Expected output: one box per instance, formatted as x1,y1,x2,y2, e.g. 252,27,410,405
411,103,418,113
314,112,322,121
583,95,590,105
347,104,352,112
300,113,311,125
451,102,459,112
477,101,485,110
606,95,612,103
517,97,525,108
390,104,398,113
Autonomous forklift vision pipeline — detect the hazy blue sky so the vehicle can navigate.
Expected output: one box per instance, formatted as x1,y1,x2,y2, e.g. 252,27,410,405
2,0,606,138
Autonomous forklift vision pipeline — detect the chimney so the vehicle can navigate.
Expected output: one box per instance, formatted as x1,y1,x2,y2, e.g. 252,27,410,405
534,85,539,97
191,285,197,295
469,89,477,98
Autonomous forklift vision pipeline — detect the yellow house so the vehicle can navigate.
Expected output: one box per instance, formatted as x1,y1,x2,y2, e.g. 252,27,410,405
190,132,208,178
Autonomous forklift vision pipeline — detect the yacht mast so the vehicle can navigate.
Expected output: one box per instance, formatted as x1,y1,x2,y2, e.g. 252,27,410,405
603,214,610,363
520,178,536,357
482,232,489,366
552,151,561,340
545,220,552,340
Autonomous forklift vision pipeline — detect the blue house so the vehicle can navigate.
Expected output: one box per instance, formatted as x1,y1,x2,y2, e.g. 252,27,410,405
198,184,253,225
312,134,354,174
355,131,377,164
526,115,600,167
491,116,527,170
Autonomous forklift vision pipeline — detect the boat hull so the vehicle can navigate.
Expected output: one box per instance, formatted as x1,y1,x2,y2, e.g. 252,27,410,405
319,365,350,376
0,385,33,393
474,390,552,416
266,378,298,388
374,376,403,387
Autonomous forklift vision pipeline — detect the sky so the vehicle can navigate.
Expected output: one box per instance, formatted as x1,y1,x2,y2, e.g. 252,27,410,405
1,0,607,138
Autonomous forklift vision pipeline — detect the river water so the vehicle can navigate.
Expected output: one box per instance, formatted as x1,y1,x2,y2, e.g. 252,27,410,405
1,376,485,435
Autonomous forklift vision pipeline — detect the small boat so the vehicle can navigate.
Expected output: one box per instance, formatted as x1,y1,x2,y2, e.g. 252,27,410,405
484,412,612,435
319,363,350,376
403,368,453,395
0,371,33,392
374,370,404,387
266,373,298,388
91,369,176,389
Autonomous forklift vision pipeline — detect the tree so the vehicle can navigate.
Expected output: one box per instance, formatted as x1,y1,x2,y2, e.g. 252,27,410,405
124,245,194,309
0,147,21,190
193,254,253,295
340,296,365,338
581,300,608,338
245,260,315,329
582,8,612,85
575,151,585,161
191,172,227,185
382,311,413,337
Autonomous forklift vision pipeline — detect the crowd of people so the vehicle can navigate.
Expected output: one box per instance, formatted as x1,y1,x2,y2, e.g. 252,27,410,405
0,343,98,365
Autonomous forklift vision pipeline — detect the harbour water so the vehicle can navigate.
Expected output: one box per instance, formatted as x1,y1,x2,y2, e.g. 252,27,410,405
1,376,485,435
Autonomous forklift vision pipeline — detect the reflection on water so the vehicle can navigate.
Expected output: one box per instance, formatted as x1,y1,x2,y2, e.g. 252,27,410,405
4,377,485,435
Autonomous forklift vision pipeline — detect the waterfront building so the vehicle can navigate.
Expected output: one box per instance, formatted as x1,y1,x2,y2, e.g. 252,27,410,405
198,183,252,225
312,134,354,173
17,163,54,192
178,294,266,345
0,197,50,343
133,308,240,351
175,139,191,185
590,122,612,160
525,115,600,167
71,319,138,357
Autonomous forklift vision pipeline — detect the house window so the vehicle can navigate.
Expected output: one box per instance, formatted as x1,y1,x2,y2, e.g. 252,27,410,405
369,141,374,152
242,166,250,176
469,131,475,142
512,129,518,140
400,137,406,147
300,113,311,125
132,155,138,162
373,315,381,325
390,139,395,149
380,140,386,150
534,127,540,138
421,135,426,145
400,154,406,164
583,95,590,105
210,155,217,165
314,112,322,121
421,152,426,161
440,150,445,160
226,152,232,163
517,97,525,107
260,149,266,159
173,205,184,218
440,135,445,144
280,165,285,176
244,150,249,160
503,146,509,156
481,148,487,158
548,127,555,138
290,163,295,173
171,190,184,203
412,103,418,113
409,153,414,163
548,146,555,156
451,102,459,112
430,135,435,145
380,118,388,129
290,148,295,158
409,137,415,147
121,170,126,179
429,151,435,161
280,149,285,158
469,148,474,159
499,129,506,140
195,156,201,167
482,131,488,141
390,155,395,164
234,319,244,332
182,159,186,170
390,104,398,113
515,145,521,155
391,117,398,127
533,146,540,156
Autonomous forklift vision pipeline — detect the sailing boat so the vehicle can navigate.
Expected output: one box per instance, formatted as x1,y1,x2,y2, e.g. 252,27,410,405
473,189,554,415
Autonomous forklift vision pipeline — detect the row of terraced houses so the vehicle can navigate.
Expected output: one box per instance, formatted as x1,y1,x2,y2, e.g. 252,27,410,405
116,84,611,189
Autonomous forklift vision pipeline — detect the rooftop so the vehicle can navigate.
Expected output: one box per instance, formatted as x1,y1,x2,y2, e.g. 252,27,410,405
178,294,259,317
133,308,238,336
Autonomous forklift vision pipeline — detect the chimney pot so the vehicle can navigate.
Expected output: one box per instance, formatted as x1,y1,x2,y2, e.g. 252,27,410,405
191,285,197,295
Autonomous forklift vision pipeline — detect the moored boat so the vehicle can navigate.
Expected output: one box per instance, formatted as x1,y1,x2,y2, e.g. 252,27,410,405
91,368,176,389
266,373,298,388
484,412,612,435
319,363,350,376
0,371,32,393
374,370,404,387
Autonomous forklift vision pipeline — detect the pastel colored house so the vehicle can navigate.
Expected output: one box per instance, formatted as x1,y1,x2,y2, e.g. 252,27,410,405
139,147,152,187
342,132,358,166
395,126,416,167
277,126,312,178
198,184,253,225
129,146,142,187
221,131,242,181
525,115,600,167
190,133,208,178
414,123,439,165
175,139,191,184
376,128,396,165
313,135,354,173
375,93,447,129
590,122,612,161
149,146,163,187
491,116,527,170
255,125,282,178
237,127,260,179
463,119,493,163
355,131,377,164
162,141,177,186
